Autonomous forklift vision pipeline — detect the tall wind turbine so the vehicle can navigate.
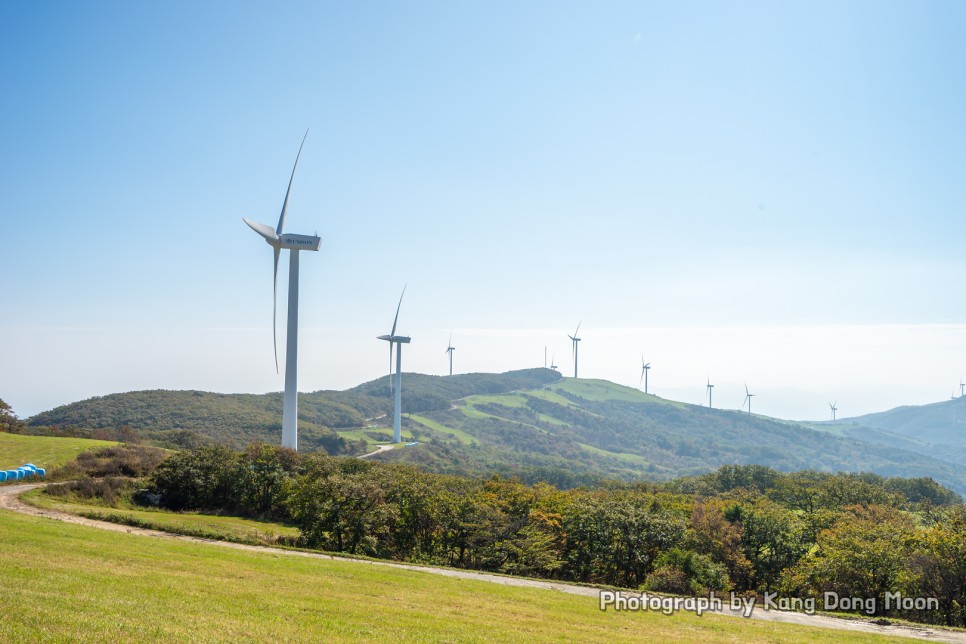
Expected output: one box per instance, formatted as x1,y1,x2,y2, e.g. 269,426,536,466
640,356,651,394
742,383,755,413
569,322,582,378
829,401,838,421
960,381,965,398
444,333,455,376
242,130,321,451
377,287,411,444
706,379,714,408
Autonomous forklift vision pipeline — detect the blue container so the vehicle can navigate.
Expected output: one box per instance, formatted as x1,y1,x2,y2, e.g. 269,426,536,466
0,472,7,482
5,470,17,480
35,468,46,477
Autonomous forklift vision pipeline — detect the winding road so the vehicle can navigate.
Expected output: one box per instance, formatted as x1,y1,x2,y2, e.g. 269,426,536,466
1,483,964,643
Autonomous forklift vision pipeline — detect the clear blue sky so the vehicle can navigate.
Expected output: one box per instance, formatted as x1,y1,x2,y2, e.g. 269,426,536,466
2,1,965,419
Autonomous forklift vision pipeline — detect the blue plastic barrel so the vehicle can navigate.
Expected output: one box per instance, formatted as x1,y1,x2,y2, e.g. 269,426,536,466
0,471,7,482
35,468,46,477
5,470,17,480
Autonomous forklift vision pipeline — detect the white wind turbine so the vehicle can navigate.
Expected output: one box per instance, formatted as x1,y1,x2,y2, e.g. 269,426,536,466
445,333,455,376
377,287,411,444
742,383,755,413
569,322,582,378
243,130,321,451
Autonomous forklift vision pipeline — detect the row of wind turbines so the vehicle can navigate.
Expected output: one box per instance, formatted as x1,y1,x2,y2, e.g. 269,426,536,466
245,134,852,451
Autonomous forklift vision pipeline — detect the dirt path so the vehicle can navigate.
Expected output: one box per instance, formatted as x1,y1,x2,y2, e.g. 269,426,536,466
357,444,395,459
1,483,964,642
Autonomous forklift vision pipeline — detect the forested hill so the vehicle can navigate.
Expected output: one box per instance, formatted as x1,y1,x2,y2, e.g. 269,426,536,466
26,369,562,453
377,378,966,494
24,369,966,494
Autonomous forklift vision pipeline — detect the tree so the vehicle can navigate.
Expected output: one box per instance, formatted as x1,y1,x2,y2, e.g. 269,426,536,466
0,398,23,433
783,505,917,616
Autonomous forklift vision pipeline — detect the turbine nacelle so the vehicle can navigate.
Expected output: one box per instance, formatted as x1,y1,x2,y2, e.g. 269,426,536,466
377,335,412,344
244,219,322,251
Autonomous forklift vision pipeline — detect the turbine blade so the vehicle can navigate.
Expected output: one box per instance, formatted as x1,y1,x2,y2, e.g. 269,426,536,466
390,285,407,337
273,246,280,373
574,321,581,337
243,218,279,242
276,129,309,236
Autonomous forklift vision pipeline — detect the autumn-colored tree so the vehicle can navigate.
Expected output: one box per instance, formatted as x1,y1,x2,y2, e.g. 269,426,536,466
783,504,918,616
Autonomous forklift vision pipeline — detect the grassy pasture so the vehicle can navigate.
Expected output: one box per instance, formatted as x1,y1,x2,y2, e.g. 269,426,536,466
24,489,299,545
0,508,899,643
0,433,118,472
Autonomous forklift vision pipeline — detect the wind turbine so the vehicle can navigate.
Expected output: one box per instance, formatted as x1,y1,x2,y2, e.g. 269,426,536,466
444,333,455,376
742,383,755,413
706,379,714,408
550,353,558,371
377,287,411,444
960,381,965,398
639,356,651,394
242,130,321,451
569,322,582,378
829,401,838,421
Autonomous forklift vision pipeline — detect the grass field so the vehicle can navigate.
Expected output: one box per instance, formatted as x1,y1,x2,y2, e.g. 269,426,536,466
0,508,900,643
23,489,299,545
0,433,118,471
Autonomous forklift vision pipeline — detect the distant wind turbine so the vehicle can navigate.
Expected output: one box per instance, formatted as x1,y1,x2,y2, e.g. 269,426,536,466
242,130,321,451
569,322,582,378
444,333,455,376
829,401,838,421
706,379,714,408
960,380,965,398
742,383,755,413
550,353,558,371
377,287,411,444
639,356,651,394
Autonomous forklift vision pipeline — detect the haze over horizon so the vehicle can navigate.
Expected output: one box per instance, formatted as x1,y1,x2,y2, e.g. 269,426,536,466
2,2,964,421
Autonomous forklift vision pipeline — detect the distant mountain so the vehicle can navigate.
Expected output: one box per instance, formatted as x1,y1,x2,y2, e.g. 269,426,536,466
817,398,966,467
25,369,966,494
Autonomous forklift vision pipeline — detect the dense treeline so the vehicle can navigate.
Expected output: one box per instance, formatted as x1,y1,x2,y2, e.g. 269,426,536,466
145,446,966,626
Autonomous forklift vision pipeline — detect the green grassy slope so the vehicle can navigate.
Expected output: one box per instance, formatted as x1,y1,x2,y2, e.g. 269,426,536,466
0,433,118,471
0,509,895,643
26,369,561,454
380,379,966,493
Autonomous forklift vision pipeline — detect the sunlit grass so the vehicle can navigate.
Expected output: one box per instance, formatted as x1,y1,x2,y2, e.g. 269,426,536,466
0,433,118,471
0,508,900,643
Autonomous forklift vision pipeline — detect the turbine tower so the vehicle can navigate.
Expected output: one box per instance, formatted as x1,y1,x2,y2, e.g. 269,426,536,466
706,379,714,408
742,383,755,413
640,356,651,394
550,353,558,371
377,287,411,444
445,333,455,376
829,401,838,421
242,130,321,451
960,380,965,398
569,322,582,378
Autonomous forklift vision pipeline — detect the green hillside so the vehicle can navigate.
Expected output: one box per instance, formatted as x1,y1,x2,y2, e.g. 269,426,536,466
804,399,966,469
376,378,966,493
25,370,966,494
0,433,118,471
26,369,562,454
